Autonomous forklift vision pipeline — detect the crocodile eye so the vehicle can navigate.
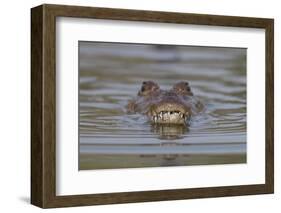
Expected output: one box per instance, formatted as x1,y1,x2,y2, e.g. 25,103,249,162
172,81,193,95
138,81,159,96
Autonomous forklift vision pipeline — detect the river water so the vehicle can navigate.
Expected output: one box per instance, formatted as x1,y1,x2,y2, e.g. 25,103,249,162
79,42,246,170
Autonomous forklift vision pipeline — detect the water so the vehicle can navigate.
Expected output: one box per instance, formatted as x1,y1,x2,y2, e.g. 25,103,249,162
79,42,246,170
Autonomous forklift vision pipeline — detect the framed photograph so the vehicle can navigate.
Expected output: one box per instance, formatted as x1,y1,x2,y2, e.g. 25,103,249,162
31,4,274,208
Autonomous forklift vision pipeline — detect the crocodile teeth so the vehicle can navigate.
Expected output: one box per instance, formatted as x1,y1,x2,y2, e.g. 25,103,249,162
153,116,157,122
152,111,190,123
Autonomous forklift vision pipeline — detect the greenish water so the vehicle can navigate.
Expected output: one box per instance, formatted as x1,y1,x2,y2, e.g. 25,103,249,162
79,42,246,170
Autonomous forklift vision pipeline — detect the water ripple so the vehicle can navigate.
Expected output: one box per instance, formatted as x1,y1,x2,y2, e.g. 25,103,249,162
78,42,247,169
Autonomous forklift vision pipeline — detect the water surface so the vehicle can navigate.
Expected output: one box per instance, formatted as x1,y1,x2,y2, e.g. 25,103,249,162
79,42,246,170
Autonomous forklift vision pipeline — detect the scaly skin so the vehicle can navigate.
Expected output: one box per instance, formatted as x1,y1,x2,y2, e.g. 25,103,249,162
127,81,203,125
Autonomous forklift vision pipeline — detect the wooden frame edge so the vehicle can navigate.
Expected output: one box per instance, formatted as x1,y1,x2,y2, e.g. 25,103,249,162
31,5,44,207
265,19,274,194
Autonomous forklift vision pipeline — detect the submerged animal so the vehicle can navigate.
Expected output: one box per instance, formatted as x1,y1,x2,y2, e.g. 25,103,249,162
127,81,203,125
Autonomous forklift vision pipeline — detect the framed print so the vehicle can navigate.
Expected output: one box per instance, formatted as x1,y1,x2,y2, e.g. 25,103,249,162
31,4,274,208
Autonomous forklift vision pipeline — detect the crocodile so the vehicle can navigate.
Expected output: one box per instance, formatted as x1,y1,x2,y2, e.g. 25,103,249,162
127,81,203,126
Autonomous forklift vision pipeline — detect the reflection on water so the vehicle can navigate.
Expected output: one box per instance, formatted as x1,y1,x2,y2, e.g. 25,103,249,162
151,124,189,140
79,42,247,170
